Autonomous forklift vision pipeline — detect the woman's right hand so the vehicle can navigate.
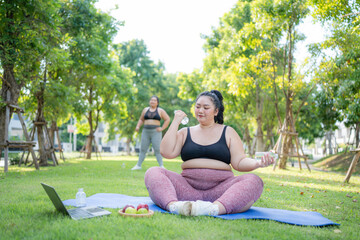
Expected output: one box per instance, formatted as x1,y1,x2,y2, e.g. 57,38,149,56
174,110,187,125
135,126,140,132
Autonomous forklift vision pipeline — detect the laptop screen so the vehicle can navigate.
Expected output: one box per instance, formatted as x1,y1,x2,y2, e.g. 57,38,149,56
41,183,69,215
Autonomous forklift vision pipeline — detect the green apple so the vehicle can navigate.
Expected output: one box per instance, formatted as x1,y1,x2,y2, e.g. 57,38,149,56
136,208,149,214
124,207,137,214
122,204,135,213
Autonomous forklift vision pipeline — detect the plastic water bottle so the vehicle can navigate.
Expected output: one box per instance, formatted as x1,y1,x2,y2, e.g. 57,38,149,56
174,110,189,125
181,116,189,125
255,152,278,161
76,188,86,207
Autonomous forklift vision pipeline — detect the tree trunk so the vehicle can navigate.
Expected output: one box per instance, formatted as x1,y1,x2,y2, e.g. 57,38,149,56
126,137,132,155
255,124,265,152
327,131,333,155
49,121,57,145
323,138,327,155
86,133,93,159
35,75,49,166
86,110,94,159
244,126,252,153
279,98,293,169
255,83,265,152
36,122,48,166
35,67,53,166
265,122,275,150
251,129,257,155
242,101,251,153
0,65,22,143
355,122,360,148
279,117,290,169
279,22,295,170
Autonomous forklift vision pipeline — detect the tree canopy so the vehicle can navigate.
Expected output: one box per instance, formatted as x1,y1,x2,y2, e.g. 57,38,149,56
1,0,359,164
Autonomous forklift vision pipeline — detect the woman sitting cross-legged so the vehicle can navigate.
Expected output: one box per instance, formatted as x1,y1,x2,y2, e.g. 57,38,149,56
144,90,274,216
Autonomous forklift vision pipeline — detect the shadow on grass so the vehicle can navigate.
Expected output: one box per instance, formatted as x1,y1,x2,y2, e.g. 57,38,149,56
314,152,359,174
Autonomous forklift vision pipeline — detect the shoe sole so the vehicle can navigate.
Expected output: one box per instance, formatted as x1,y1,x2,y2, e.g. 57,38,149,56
179,202,192,216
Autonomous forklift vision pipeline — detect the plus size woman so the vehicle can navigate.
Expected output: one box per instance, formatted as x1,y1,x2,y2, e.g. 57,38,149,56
144,90,274,216
132,95,170,170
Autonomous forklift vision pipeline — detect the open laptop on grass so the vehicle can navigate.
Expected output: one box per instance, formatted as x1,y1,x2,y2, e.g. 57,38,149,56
41,183,111,220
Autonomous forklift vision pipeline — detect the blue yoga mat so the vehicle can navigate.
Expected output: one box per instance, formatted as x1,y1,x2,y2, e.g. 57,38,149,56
63,193,339,227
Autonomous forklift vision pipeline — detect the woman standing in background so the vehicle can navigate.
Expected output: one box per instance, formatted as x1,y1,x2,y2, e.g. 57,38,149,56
132,95,170,170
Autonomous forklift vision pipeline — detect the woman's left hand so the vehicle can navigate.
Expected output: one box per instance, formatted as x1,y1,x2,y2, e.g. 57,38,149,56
156,127,162,132
257,153,275,168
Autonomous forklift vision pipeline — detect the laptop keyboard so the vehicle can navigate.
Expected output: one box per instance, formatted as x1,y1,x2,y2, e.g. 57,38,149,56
68,208,94,219
86,207,106,213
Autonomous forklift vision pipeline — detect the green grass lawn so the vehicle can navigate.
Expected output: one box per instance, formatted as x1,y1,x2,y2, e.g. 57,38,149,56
1,155,359,240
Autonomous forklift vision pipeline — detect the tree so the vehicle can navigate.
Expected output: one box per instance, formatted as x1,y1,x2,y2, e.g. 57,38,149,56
260,0,310,168
18,16,76,165
200,0,267,152
310,0,360,147
61,0,122,159
112,39,167,154
294,91,324,145
0,0,62,147
200,0,287,154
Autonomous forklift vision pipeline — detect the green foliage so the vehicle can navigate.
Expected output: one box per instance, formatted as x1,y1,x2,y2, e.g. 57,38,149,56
110,39,171,142
186,0,313,152
309,0,360,143
0,0,62,76
176,70,204,102
158,73,194,125
59,0,124,153
295,92,324,144
310,0,356,24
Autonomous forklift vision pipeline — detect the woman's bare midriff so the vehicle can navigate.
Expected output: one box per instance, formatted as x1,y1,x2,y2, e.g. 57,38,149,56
144,119,160,126
181,158,232,171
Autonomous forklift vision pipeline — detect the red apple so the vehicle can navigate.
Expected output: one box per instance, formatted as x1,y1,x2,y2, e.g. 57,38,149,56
122,204,135,213
136,203,149,211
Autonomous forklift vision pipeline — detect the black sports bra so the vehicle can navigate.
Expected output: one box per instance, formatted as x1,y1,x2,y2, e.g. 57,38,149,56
144,108,161,121
180,126,231,164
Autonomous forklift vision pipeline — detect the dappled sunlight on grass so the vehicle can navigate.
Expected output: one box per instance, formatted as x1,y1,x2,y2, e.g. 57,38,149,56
1,155,359,239
6,165,41,173
267,178,359,194
255,166,360,184
254,167,360,195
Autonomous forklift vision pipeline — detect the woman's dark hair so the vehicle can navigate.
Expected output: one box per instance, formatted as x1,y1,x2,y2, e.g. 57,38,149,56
196,90,224,124
150,95,159,107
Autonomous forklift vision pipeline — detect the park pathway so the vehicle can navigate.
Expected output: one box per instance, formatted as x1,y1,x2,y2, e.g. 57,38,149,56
286,156,325,172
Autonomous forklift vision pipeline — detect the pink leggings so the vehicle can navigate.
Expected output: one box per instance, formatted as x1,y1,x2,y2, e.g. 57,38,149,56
144,167,264,214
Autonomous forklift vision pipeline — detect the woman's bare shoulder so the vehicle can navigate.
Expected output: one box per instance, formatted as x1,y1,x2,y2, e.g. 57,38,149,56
157,107,167,113
225,125,236,133
225,125,241,139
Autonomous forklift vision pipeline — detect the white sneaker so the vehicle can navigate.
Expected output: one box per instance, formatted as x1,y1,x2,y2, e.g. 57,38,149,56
131,165,142,170
191,200,219,216
169,201,193,216
159,165,166,169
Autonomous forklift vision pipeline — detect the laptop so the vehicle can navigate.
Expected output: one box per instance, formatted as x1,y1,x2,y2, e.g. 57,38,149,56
41,183,111,220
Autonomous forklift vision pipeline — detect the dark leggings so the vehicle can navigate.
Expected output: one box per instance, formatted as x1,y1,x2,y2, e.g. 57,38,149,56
144,167,264,214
